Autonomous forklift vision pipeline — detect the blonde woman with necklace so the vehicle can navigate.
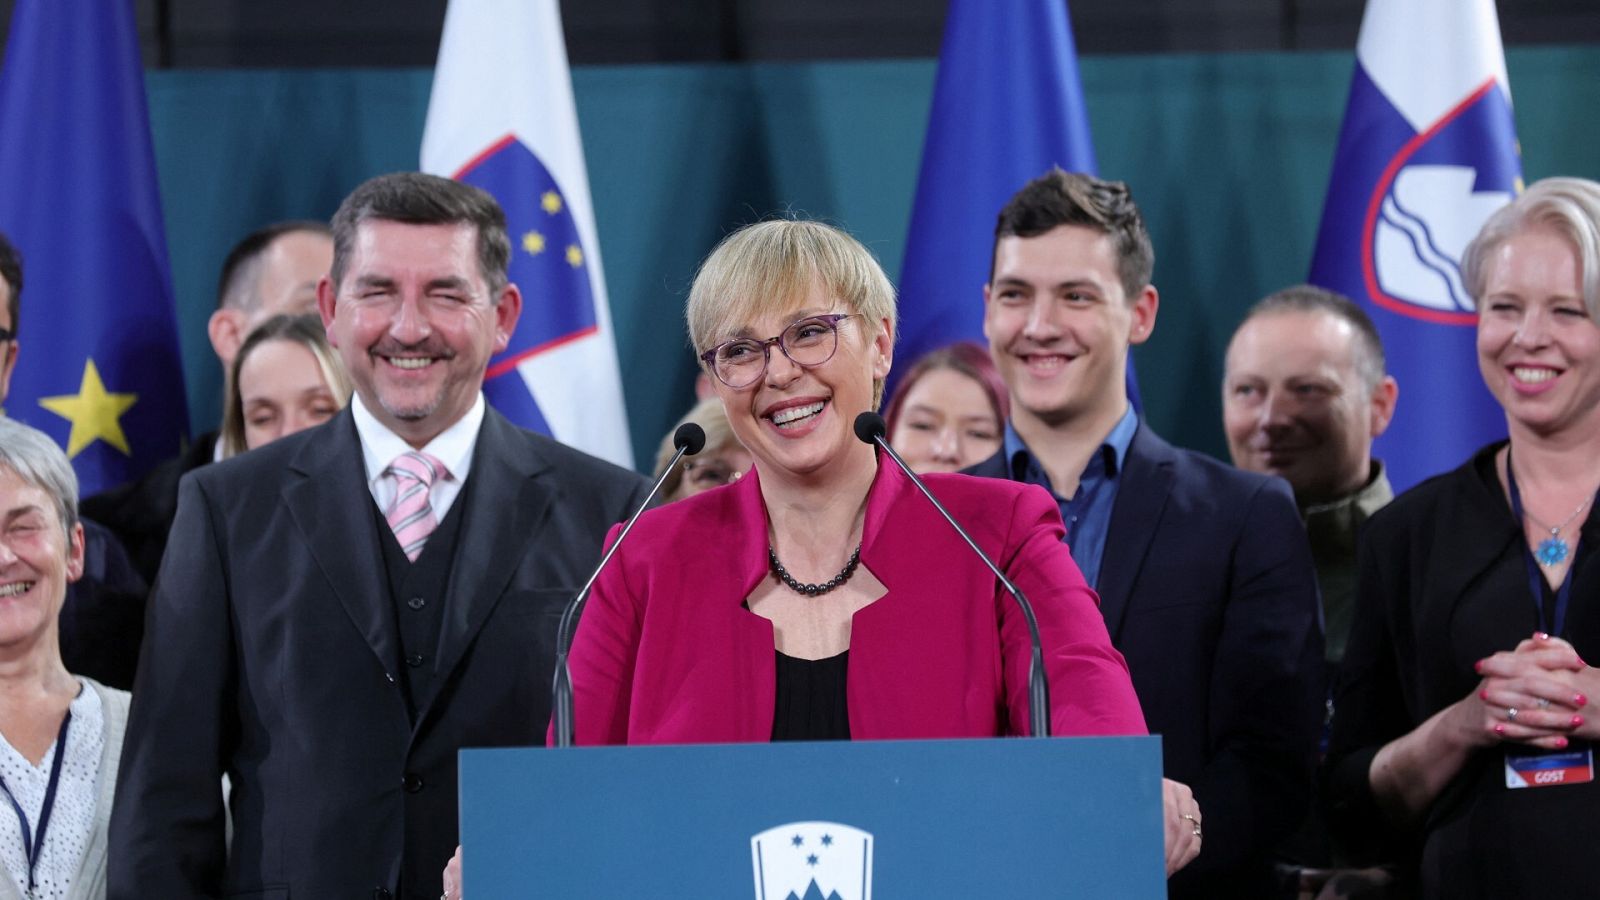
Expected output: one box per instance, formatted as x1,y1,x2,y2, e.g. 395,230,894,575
442,221,1204,899
1327,177,1600,900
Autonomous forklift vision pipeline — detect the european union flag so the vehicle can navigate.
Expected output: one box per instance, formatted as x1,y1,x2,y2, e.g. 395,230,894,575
1308,0,1517,491
0,0,188,495
895,0,1137,407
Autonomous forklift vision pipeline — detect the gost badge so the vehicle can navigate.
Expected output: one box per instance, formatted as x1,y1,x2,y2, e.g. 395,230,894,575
1504,744,1595,789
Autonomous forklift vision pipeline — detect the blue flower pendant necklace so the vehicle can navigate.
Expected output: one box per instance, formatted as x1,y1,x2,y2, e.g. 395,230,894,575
1506,446,1592,569
1527,496,1589,567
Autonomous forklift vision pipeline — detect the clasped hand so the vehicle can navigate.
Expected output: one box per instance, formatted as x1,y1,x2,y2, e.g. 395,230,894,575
1466,632,1596,750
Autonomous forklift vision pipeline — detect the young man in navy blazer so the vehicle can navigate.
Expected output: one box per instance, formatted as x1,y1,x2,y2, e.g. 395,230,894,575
966,170,1324,898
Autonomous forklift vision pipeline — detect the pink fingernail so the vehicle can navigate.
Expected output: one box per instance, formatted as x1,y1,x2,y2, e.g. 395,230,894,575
1475,659,1486,673
1578,693,1589,708
1494,723,1507,736
1574,715,1586,729
1555,736,1570,749
1535,631,1551,640
1479,689,1490,701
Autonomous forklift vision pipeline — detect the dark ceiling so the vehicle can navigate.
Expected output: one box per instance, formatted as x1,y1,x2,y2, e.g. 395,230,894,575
0,0,1595,68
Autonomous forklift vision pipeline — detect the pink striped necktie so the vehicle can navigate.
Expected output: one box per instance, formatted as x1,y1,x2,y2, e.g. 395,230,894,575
385,450,446,562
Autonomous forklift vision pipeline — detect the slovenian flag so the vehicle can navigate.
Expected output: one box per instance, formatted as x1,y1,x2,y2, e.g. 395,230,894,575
422,0,633,468
1309,0,1519,492
0,0,189,495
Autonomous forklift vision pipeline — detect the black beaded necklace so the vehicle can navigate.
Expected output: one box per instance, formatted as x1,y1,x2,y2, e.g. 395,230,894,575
768,543,863,597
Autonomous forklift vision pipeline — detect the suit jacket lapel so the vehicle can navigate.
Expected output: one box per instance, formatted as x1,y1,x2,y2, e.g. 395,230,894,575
284,411,401,675
424,410,553,719
1097,424,1175,643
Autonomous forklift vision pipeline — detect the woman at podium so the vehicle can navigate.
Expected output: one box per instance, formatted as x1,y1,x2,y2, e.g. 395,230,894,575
442,219,1202,900
569,218,1147,744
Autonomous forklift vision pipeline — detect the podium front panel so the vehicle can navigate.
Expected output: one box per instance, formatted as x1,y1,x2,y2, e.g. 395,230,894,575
460,736,1163,898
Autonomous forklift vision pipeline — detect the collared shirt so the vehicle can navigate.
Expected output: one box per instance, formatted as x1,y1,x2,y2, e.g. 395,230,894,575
1301,460,1393,664
1003,405,1139,588
352,392,485,522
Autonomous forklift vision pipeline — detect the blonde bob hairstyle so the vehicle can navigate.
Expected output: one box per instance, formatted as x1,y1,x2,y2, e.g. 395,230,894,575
686,219,898,408
1461,176,1600,320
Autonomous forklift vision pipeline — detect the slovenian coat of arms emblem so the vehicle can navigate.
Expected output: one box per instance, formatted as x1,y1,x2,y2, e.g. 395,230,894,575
751,821,873,900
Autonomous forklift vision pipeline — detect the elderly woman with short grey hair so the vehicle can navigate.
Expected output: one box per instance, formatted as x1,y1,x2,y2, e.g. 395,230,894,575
0,417,130,900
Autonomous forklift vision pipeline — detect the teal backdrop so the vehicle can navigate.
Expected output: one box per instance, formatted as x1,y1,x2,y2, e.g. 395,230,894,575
144,46,1600,472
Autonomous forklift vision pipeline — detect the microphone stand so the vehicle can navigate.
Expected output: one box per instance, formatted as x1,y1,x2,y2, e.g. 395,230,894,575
550,423,705,748
855,412,1052,737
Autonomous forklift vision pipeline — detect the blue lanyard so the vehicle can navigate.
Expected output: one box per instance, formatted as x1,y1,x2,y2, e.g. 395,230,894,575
1505,448,1587,637
0,711,71,894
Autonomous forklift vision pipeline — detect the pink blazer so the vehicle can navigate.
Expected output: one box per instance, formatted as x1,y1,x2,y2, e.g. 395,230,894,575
565,456,1147,744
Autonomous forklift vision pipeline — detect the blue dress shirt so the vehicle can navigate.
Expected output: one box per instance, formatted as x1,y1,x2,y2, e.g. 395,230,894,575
1002,406,1139,589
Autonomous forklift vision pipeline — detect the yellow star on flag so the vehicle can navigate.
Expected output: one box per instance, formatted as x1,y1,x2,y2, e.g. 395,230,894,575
38,359,138,457
541,191,563,215
565,244,584,268
522,230,546,255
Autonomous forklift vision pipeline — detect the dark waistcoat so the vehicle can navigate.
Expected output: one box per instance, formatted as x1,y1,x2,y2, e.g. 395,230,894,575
374,480,470,720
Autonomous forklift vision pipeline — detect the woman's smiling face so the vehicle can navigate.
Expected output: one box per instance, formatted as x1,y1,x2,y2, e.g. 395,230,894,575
710,279,891,482
1476,226,1600,440
0,466,83,652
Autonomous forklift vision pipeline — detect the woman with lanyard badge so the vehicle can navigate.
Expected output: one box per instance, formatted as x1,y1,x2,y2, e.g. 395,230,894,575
0,419,130,900
1325,177,1600,899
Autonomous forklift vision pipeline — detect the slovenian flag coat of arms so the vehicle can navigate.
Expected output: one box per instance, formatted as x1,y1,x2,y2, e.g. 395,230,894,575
1309,0,1519,491
423,0,633,468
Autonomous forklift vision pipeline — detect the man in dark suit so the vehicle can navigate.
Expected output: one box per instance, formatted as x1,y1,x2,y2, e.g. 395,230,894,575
109,173,651,900
966,170,1324,898
82,219,335,587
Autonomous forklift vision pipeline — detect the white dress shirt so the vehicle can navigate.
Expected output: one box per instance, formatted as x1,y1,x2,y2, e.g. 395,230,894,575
351,392,485,523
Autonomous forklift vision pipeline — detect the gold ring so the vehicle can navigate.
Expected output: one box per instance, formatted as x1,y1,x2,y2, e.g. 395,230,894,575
1181,813,1201,838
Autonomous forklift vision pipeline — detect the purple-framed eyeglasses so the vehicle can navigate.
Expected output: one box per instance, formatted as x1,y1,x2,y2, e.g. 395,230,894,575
699,313,859,389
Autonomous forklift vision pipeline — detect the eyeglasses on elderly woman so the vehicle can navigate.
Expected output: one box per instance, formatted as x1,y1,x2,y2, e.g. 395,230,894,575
698,313,860,389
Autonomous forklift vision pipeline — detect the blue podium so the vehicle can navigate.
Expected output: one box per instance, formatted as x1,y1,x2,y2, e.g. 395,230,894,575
459,736,1164,899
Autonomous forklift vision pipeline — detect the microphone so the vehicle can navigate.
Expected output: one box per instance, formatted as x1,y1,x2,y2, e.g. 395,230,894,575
550,422,706,747
854,412,1052,737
